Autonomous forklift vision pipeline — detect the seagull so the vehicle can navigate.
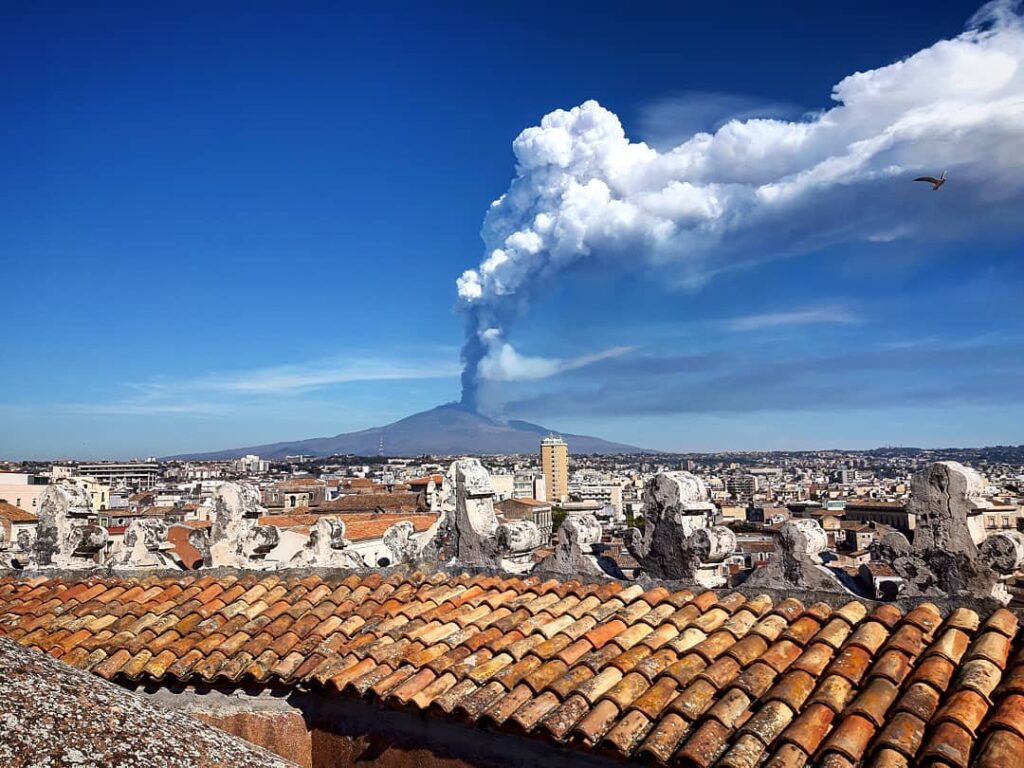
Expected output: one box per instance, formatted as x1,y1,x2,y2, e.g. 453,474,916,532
913,170,947,190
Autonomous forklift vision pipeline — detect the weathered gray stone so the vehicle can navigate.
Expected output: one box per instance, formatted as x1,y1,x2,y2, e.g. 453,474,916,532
288,518,365,568
111,518,182,570
535,514,620,578
979,530,1024,575
383,520,419,565
746,519,846,592
909,461,985,552
29,483,108,569
204,482,281,568
389,458,541,573
627,472,735,586
871,461,1010,602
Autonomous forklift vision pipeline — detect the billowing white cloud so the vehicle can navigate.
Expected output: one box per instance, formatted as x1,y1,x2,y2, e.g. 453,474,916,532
457,1,1024,405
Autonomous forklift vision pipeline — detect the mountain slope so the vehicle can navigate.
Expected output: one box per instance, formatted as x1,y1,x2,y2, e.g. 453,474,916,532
169,403,650,459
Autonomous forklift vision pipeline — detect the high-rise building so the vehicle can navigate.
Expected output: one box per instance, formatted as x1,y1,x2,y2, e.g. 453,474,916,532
540,435,568,504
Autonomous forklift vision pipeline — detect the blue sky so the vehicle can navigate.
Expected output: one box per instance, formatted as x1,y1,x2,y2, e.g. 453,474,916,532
2,1,1022,458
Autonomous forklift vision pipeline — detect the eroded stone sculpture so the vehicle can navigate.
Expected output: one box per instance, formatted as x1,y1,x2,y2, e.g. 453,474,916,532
391,458,542,573
288,518,365,568
204,483,280,568
383,520,419,565
626,472,736,587
30,483,108,569
871,461,1014,602
110,519,182,570
746,518,846,592
536,513,620,578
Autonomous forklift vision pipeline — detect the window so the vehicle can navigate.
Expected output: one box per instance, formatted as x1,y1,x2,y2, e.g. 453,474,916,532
987,517,996,528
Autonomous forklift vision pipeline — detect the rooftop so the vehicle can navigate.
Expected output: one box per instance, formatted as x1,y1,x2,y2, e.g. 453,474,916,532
0,501,38,523
1,569,1021,767
0,633,294,767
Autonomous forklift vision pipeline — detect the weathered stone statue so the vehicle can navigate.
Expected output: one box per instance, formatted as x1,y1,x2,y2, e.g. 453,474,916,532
626,472,736,587
745,518,846,592
871,461,1015,602
383,520,419,565
289,518,365,568
29,483,108,569
204,483,280,568
110,518,182,570
536,513,621,578
389,458,542,573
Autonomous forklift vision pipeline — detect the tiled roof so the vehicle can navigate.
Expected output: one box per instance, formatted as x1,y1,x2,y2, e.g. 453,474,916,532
0,571,1021,767
408,474,444,485
258,513,436,542
0,501,38,523
318,492,423,513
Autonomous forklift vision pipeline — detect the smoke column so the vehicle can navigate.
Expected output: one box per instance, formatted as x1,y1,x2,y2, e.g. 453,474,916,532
457,1,1024,408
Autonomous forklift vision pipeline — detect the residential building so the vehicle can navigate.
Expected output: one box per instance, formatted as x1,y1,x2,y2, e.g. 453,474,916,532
844,501,916,534
513,471,546,501
981,503,1021,533
0,472,50,513
495,498,553,541
488,473,514,502
233,454,270,475
75,462,161,490
726,474,757,499
568,472,624,515
540,435,568,504
263,478,327,511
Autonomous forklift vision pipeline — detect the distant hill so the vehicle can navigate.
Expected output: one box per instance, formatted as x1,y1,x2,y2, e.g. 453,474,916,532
167,403,651,460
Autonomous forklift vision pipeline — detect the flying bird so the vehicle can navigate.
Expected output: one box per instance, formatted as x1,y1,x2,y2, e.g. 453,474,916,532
913,170,947,190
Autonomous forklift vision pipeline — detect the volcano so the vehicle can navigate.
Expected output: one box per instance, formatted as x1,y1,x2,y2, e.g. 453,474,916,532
167,403,650,460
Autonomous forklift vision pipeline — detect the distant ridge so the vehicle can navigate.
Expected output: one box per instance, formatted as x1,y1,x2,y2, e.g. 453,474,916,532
166,403,651,460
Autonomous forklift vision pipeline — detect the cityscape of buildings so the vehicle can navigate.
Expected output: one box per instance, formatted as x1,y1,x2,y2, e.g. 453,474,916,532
3,439,1023,602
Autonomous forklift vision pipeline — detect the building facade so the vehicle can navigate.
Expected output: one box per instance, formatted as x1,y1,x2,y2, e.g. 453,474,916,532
540,435,568,504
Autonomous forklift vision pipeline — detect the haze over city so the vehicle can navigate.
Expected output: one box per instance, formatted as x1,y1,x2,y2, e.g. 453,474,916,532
3,0,1024,458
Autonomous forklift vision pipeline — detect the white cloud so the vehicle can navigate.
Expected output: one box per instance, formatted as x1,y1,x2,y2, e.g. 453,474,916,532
724,306,863,332
458,1,1024,402
61,353,462,415
195,357,461,395
477,334,634,382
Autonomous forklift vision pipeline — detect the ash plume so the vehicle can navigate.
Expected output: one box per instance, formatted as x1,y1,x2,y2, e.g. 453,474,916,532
457,0,1024,409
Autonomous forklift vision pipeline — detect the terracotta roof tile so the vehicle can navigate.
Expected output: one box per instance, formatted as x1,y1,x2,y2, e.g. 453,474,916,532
0,572,1020,766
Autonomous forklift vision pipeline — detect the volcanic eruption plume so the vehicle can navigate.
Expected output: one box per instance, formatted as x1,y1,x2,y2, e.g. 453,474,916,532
456,0,1024,410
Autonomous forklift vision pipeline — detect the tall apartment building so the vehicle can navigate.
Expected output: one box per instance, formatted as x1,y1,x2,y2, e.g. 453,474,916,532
540,435,568,504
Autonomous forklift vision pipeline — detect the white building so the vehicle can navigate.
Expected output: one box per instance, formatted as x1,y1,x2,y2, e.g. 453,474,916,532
234,454,270,475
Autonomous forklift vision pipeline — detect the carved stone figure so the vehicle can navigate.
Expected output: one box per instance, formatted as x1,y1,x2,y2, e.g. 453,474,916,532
289,518,365,568
204,483,280,567
110,519,182,570
383,520,419,565
626,472,735,586
29,483,108,569
536,513,620,578
746,518,846,592
388,458,542,573
871,461,1014,602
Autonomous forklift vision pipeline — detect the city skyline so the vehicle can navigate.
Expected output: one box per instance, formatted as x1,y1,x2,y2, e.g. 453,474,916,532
3,0,1024,458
